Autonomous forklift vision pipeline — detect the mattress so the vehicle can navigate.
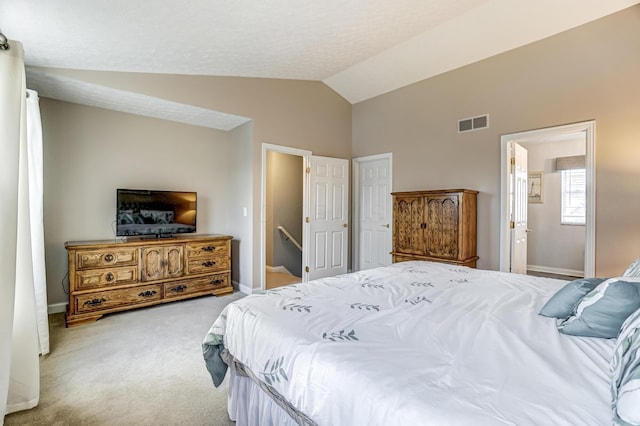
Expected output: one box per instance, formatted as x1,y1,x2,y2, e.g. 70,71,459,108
203,261,614,425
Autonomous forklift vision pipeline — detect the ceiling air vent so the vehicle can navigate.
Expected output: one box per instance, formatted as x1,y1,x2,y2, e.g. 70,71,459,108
458,114,489,133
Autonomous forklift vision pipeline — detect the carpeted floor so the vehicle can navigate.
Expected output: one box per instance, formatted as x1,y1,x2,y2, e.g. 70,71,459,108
4,292,245,426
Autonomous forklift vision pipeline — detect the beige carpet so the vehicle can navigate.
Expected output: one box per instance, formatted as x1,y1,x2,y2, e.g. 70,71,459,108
266,271,301,289
4,292,245,426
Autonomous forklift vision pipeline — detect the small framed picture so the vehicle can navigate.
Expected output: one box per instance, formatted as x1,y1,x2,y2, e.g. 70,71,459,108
528,172,544,203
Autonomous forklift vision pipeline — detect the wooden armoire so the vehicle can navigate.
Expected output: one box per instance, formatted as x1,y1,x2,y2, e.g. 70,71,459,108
392,189,478,268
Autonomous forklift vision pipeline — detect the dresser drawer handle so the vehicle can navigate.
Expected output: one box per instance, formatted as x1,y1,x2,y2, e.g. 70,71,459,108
210,278,225,285
104,254,114,262
202,246,216,252
201,261,217,268
84,298,106,307
138,290,157,298
170,285,187,293
105,272,115,282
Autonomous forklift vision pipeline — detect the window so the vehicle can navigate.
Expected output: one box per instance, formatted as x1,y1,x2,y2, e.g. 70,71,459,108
561,169,586,225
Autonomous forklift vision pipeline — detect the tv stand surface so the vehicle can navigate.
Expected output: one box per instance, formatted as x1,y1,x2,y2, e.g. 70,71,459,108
140,234,176,240
64,234,233,327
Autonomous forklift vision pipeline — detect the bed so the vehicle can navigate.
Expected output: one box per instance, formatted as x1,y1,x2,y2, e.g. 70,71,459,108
203,260,640,425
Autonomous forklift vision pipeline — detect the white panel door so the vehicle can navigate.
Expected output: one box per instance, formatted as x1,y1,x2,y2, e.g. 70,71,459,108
510,142,529,274
308,156,349,280
356,155,392,270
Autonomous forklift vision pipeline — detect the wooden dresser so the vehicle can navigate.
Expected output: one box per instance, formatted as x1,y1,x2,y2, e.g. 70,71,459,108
65,234,233,327
392,189,478,267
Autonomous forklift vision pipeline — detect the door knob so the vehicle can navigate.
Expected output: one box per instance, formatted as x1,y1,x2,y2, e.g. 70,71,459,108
381,224,390,228
343,224,348,228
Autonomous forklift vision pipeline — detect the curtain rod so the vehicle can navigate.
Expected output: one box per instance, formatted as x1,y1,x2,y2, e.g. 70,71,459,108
0,29,10,51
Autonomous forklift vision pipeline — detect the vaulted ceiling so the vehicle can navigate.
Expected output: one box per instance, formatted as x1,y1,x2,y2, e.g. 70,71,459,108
2,0,638,129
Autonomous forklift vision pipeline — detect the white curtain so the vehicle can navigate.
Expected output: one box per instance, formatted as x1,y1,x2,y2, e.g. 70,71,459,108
0,38,47,422
26,89,49,356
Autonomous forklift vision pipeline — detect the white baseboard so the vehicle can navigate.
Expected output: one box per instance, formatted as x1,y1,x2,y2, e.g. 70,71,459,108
48,303,68,314
266,265,293,275
527,264,584,277
234,281,253,295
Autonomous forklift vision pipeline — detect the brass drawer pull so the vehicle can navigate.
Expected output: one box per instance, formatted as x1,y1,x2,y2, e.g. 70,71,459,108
105,272,115,282
201,261,217,268
138,290,157,298
104,253,114,262
210,278,225,285
202,246,216,252
84,298,106,307
170,285,187,293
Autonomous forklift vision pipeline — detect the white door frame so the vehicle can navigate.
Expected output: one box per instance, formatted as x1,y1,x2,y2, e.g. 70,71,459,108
499,121,596,276
260,143,312,290
352,153,393,271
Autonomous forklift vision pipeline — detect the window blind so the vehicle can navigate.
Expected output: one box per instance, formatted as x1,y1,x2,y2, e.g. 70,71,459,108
561,168,586,225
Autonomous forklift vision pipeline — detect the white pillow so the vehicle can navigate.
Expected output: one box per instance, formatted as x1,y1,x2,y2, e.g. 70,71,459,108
623,258,640,277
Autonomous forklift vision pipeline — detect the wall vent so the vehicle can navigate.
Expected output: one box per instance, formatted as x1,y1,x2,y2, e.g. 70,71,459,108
458,114,489,133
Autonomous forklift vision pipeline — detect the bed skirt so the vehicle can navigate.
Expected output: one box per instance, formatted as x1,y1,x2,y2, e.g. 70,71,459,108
227,369,300,426
224,350,316,426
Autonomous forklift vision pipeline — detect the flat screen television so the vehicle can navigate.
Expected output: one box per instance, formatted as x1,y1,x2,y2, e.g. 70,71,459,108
116,189,197,238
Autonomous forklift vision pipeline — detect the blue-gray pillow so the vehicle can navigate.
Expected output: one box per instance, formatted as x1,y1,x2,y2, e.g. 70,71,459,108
558,278,640,339
539,278,605,319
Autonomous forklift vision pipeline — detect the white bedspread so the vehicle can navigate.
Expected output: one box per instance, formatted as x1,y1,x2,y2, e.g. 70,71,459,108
204,261,614,425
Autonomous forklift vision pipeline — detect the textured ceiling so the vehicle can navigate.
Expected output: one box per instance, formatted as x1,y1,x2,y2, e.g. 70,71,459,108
2,0,639,130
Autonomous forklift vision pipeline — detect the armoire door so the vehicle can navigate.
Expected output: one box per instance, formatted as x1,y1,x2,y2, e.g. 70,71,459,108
425,195,459,260
393,195,425,256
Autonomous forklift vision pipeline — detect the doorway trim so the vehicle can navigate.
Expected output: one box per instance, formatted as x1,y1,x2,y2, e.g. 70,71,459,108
499,121,596,277
260,143,311,290
352,152,393,272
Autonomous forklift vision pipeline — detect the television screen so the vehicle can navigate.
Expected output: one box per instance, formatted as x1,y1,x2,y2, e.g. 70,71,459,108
116,189,197,237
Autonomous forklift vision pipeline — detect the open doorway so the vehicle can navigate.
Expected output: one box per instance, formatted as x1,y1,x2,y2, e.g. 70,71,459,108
261,144,310,290
500,121,596,278
266,150,304,288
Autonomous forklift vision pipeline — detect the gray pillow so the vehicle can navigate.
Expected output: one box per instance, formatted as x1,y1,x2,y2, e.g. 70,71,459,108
558,278,640,339
539,278,605,319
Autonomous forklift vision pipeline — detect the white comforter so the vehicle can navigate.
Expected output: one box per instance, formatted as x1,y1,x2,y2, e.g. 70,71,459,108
204,261,614,425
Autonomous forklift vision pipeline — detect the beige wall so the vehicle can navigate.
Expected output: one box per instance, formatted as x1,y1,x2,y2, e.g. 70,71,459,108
41,99,233,306
38,75,352,298
353,6,640,275
226,122,253,291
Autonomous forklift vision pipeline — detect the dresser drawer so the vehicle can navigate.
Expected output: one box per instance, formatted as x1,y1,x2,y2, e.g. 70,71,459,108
187,256,229,274
76,248,139,270
186,240,229,259
74,284,162,314
164,273,229,299
75,266,138,290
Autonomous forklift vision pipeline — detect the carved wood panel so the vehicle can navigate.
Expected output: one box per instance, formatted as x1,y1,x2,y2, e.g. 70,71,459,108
141,247,163,281
165,245,185,278
425,195,459,259
394,196,425,255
